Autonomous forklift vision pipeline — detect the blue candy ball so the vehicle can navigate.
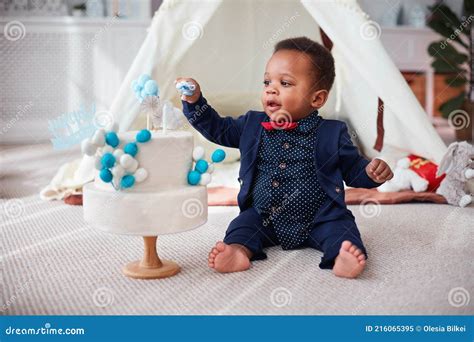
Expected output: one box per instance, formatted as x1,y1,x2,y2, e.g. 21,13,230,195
136,129,151,143
105,132,119,147
99,168,113,183
211,149,226,163
138,74,151,87
144,80,158,96
124,142,138,157
140,88,148,100
121,174,135,188
195,159,209,173
101,153,116,168
132,80,141,92
187,170,201,185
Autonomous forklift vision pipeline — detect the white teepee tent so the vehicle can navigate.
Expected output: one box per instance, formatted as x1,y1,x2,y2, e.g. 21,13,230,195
110,0,446,162
41,0,448,200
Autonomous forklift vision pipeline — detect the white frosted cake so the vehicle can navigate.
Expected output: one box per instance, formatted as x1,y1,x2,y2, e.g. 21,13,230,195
83,130,208,236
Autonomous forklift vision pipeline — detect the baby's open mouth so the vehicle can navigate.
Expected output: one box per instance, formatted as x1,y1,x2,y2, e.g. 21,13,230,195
266,100,282,112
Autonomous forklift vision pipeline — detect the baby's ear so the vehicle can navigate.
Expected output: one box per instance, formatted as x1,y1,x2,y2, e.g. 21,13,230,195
311,89,329,109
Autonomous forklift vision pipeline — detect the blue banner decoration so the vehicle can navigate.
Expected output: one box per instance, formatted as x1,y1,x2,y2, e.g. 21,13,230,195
0,315,472,342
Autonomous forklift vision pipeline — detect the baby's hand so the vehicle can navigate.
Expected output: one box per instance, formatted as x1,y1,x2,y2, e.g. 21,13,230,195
366,158,393,183
175,77,201,103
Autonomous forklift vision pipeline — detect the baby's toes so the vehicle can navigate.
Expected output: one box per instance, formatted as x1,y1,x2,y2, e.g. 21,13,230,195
357,254,366,262
208,254,216,267
353,249,362,257
215,241,226,252
340,240,352,252
349,245,356,254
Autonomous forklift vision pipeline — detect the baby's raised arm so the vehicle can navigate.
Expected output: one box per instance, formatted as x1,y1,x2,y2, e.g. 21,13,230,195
176,77,249,149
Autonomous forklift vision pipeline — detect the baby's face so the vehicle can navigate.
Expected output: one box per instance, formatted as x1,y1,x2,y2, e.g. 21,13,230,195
261,50,321,121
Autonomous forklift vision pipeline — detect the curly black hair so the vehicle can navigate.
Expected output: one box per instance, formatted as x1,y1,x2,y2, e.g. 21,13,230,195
274,36,335,91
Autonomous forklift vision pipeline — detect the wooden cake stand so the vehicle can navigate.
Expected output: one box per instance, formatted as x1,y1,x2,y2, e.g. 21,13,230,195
122,236,180,279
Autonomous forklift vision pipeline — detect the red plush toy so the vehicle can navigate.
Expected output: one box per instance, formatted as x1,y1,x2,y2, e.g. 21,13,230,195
407,154,445,192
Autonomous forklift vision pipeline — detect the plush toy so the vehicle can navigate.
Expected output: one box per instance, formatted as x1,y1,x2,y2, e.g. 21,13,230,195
176,81,196,96
436,141,474,207
377,157,429,193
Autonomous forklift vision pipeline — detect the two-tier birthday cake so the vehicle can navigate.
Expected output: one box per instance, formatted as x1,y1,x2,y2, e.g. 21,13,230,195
81,74,223,279
83,130,208,236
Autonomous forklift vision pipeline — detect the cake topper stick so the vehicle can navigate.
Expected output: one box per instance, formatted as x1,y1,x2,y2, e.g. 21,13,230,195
162,101,175,135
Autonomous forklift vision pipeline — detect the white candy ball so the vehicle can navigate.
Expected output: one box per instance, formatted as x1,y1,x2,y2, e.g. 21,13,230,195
207,163,215,174
126,158,138,173
134,168,148,183
106,122,119,132
120,154,134,169
101,145,114,154
91,129,105,147
199,173,212,186
192,146,205,161
81,138,96,156
94,155,102,170
111,165,125,179
113,149,124,160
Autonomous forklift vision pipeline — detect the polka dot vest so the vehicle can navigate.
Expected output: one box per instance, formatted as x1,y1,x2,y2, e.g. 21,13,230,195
250,111,328,249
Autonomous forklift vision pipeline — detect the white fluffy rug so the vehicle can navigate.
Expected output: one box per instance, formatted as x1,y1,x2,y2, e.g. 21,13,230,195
1,144,473,315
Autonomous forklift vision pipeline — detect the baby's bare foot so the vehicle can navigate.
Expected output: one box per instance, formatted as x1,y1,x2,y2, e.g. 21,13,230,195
333,240,366,278
208,242,251,273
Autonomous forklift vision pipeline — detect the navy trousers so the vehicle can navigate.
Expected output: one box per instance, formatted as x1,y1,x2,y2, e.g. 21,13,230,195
223,206,368,269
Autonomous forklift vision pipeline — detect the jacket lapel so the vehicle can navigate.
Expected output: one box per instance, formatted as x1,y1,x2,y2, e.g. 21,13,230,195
240,115,264,179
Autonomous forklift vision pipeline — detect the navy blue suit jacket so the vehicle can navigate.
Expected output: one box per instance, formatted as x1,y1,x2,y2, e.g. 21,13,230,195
182,95,382,224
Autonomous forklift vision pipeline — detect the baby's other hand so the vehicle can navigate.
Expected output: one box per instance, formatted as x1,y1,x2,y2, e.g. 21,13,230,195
366,158,393,183
175,77,201,103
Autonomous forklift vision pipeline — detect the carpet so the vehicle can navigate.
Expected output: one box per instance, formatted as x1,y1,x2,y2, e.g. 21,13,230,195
1,144,473,315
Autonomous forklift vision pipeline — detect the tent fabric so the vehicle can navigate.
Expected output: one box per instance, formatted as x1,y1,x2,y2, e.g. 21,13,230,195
46,0,448,197
110,0,446,163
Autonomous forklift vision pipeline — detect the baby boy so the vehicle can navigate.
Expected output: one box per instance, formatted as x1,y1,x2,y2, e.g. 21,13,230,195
177,37,393,278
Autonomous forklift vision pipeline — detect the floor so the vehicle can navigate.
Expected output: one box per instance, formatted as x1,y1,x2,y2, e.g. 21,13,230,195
1,143,473,315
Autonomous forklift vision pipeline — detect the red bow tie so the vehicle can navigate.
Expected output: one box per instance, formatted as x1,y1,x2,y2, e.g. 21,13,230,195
261,121,298,131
